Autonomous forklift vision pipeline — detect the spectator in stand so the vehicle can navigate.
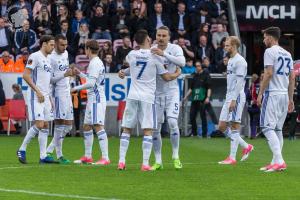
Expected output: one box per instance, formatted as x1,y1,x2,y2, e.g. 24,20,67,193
186,0,205,14
57,20,73,45
72,22,90,55
70,0,91,17
172,2,190,39
52,4,69,35
194,34,214,63
14,20,37,54
0,0,10,18
108,0,130,16
0,51,14,72
182,58,196,74
14,0,32,17
212,23,229,50
191,4,211,36
132,0,147,18
206,0,227,23
90,5,112,40
214,37,227,71
111,9,130,40
14,50,28,73
71,10,88,34
192,23,211,47
129,8,147,39
32,0,51,19
148,2,171,39
34,6,52,37
202,56,215,73
99,40,113,60
0,17,14,54
103,54,118,73
115,36,132,70
217,55,228,74
12,84,24,100
177,36,194,61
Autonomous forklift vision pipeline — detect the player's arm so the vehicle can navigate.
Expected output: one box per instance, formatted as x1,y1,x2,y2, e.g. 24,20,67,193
50,68,74,84
288,70,295,112
151,47,186,67
257,66,273,107
23,68,44,103
118,68,130,79
161,66,181,81
71,76,96,92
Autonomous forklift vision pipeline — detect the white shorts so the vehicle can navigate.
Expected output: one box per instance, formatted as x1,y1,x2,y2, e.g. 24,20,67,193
122,99,157,129
219,96,245,123
84,97,106,125
260,92,288,131
155,93,180,123
54,95,73,120
27,96,54,122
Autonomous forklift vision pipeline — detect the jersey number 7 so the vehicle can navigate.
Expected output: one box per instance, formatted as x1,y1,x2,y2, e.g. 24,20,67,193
136,61,147,79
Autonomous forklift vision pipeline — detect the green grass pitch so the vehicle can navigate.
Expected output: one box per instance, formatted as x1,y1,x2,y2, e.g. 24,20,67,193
0,136,300,200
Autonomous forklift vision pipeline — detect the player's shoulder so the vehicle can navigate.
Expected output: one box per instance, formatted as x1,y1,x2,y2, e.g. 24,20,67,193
167,43,181,51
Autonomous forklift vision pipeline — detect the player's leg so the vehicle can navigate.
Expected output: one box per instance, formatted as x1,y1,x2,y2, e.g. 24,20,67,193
118,99,138,170
140,101,156,171
46,119,65,159
166,95,182,169
152,96,164,169
56,119,73,164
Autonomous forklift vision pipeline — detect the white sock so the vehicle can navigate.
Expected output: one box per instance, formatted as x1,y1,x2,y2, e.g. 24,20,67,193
84,130,94,158
38,129,49,159
119,132,130,163
275,130,283,150
170,127,180,159
229,130,239,160
152,124,162,164
46,125,64,155
96,130,109,160
19,125,39,151
56,125,66,158
142,135,153,166
224,127,231,138
264,129,284,164
238,134,248,149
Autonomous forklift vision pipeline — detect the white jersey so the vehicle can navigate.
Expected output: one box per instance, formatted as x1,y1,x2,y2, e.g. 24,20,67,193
49,50,70,97
264,45,293,95
86,56,105,101
126,49,167,104
152,43,185,96
26,50,52,98
226,53,247,101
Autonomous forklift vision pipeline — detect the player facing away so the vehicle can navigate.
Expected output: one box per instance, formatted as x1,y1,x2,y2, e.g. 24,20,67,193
257,27,295,172
218,36,254,165
150,26,186,170
117,29,182,171
46,35,74,164
17,35,72,164
72,40,110,165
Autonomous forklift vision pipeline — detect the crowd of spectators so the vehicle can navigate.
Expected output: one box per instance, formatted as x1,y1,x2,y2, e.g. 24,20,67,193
0,0,229,73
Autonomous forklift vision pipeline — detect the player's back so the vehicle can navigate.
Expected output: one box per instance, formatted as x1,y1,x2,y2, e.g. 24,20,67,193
264,45,293,94
49,50,70,96
127,49,159,104
27,50,52,98
86,56,105,101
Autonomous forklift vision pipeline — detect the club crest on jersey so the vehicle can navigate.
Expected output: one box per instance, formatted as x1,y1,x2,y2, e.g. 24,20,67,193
59,64,69,71
27,59,33,65
44,64,51,73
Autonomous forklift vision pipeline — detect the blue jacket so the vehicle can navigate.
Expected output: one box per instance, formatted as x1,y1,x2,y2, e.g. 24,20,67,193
71,18,88,34
14,28,37,51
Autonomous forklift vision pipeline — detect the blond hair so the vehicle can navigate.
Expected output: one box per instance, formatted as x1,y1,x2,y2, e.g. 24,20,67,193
226,36,240,49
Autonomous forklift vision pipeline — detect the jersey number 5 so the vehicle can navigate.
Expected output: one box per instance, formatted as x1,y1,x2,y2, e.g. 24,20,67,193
277,56,291,76
136,61,147,79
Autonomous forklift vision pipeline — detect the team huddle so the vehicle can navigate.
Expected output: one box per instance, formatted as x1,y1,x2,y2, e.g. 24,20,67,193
16,26,294,172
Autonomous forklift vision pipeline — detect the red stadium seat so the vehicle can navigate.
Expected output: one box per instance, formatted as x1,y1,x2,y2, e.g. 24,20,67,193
7,99,27,136
96,39,112,48
75,55,89,71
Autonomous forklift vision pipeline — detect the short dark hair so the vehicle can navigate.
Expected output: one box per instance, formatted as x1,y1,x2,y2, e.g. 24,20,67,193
134,29,148,45
85,40,99,54
262,27,281,40
40,35,54,46
60,20,68,26
55,34,67,42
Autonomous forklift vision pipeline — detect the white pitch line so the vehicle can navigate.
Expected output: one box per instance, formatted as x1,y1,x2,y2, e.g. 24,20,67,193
0,188,120,200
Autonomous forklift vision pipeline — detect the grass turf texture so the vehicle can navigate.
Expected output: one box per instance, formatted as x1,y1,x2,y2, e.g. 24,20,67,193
0,136,300,200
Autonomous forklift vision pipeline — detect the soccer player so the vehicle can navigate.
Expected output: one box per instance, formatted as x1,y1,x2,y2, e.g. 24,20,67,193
46,35,74,164
117,29,181,171
17,35,72,164
72,40,109,165
257,27,294,172
218,36,254,165
150,26,186,170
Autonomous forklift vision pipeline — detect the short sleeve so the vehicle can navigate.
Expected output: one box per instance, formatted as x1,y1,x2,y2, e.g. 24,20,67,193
25,54,37,70
235,60,247,77
264,48,275,68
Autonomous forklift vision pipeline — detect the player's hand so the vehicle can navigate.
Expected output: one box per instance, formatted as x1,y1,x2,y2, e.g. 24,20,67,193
73,68,81,76
64,68,73,77
118,70,125,79
36,91,44,103
257,94,263,108
288,101,294,113
70,88,76,93
151,48,164,56
175,66,182,76
204,97,210,104
229,100,236,112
